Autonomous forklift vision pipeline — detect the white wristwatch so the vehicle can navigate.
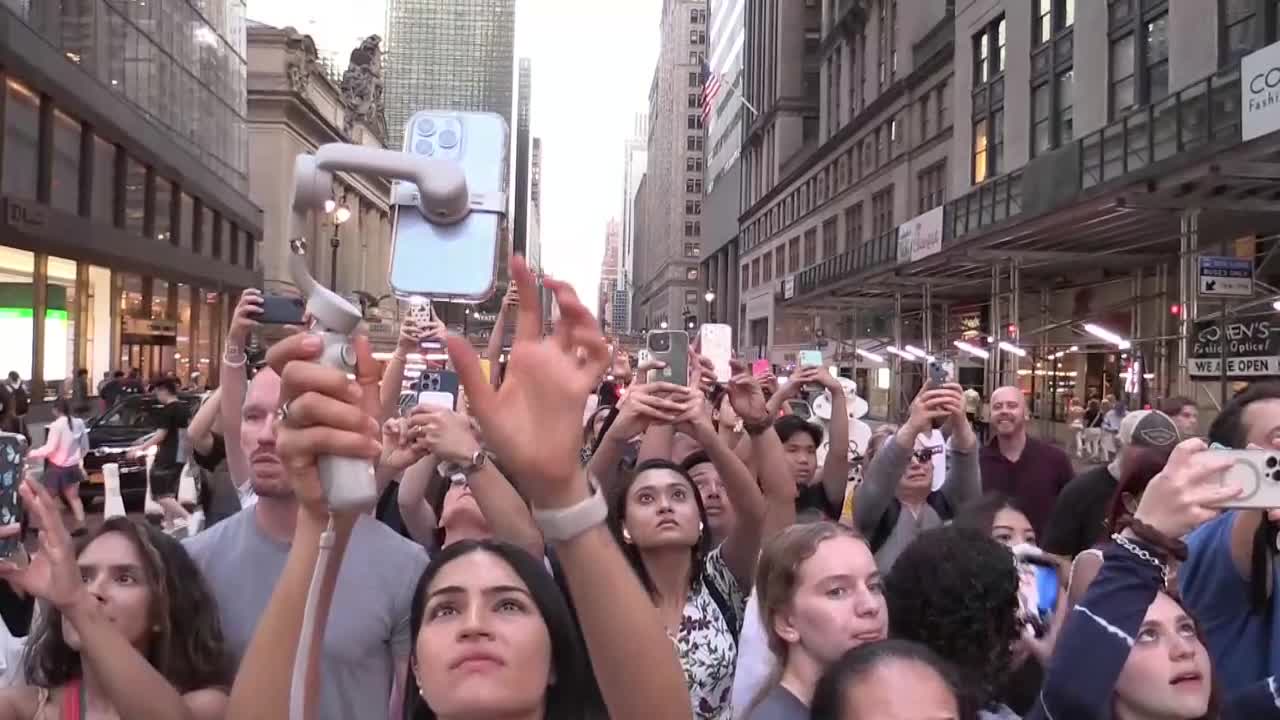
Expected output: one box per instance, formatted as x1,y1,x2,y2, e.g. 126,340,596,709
532,475,608,543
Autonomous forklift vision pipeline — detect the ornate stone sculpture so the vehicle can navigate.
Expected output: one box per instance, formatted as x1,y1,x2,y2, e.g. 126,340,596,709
283,28,321,94
341,35,388,143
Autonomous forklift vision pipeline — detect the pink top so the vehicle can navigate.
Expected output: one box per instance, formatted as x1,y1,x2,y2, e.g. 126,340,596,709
28,416,86,468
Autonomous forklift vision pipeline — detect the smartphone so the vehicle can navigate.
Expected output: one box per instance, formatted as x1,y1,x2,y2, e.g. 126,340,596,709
415,370,460,407
1211,449,1280,509
0,433,25,559
798,350,824,367
258,294,306,325
700,324,733,382
417,391,455,410
752,359,771,377
389,110,509,302
1013,544,1059,638
647,331,689,387
927,358,955,386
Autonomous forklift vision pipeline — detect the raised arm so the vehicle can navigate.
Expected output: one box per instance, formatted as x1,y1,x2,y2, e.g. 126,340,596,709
485,284,518,390
852,386,951,533
935,383,980,508
588,383,685,493
809,370,851,510
447,257,693,720
379,317,422,424
220,290,263,490
187,388,222,456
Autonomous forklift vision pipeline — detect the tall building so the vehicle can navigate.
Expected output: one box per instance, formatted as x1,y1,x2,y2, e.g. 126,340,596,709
513,59,533,258
706,0,746,191
620,112,648,334
531,137,544,215
634,0,709,333
383,0,516,148
528,136,543,270
0,1,261,399
599,219,622,329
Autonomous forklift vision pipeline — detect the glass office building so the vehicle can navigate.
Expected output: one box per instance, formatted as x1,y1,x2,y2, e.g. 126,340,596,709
0,1,261,400
384,0,516,149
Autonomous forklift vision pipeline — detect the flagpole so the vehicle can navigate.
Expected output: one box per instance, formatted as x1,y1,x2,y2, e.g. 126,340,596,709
725,76,759,117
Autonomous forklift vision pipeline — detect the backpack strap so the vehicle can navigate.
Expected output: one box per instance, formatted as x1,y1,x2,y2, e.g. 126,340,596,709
703,571,741,641
868,499,902,554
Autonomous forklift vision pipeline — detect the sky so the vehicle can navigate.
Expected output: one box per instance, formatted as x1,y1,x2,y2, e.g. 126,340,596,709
246,0,662,311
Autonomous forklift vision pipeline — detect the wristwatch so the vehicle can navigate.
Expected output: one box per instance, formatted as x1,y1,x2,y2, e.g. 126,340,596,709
532,474,608,543
455,448,490,476
742,414,775,436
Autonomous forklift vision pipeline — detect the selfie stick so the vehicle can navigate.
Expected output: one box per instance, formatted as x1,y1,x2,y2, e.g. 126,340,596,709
287,142,472,720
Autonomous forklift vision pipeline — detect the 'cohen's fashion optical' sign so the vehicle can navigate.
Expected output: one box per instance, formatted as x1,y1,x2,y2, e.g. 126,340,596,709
1243,41,1280,141
1189,313,1280,378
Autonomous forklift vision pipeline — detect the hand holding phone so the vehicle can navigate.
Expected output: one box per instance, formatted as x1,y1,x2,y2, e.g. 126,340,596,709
258,294,307,326
927,359,955,386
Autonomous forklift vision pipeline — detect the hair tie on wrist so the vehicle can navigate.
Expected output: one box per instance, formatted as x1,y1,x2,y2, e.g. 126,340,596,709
1124,518,1189,562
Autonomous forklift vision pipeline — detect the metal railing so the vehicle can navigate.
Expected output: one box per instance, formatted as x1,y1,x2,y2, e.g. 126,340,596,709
1079,68,1241,190
947,170,1024,241
796,229,897,296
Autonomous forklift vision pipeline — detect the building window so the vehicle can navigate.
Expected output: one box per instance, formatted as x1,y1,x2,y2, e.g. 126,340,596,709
872,186,894,239
685,199,702,214
937,81,948,132
775,246,786,276
822,218,838,258
686,156,703,172
1035,0,1075,45
155,180,174,244
686,135,703,151
689,72,700,88
846,203,864,248
751,259,761,287
686,178,704,193
687,267,699,281
877,0,888,87
742,264,751,290
1109,2,1169,120
919,94,931,140
687,114,703,130
50,109,81,214
973,16,1006,84
763,253,773,282
1218,0,1278,65
788,237,800,270
684,242,700,258
123,156,147,238
973,118,990,183
803,229,817,268
688,93,700,109
91,135,117,224
3,79,39,200
890,0,899,80
918,162,946,213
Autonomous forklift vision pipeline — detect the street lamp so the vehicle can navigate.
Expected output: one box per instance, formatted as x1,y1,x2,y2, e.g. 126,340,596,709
328,200,352,290
704,289,716,323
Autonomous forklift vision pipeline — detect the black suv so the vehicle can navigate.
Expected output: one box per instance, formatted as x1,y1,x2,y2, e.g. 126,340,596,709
79,392,204,511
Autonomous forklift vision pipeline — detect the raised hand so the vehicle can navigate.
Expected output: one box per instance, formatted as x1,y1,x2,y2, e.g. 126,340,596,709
446,256,609,509
0,481,86,610
417,407,481,464
611,382,688,439
396,316,422,356
1132,439,1241,539
267,333,384,518
674,388,717,441
379,412,433,475
904,385,960,435
228,289,263,348
727,361,769,425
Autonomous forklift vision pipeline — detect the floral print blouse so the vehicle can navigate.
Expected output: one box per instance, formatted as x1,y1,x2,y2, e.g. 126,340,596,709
674,547,748,720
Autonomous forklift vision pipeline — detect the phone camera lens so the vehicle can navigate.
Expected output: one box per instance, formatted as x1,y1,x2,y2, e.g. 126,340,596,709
1268,457,1278,469
414,139,435,156
416,118,436,136
438,129,459,148
1272,470,1280,483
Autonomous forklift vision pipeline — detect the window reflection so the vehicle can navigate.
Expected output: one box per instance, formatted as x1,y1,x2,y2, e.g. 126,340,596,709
0,248,36,381
46,257,78,399
124,157,147,238
86,265,112,395
51,109,81,213
155,179,174,244
92,135,117,224
176,284,192,384
2,79,38,199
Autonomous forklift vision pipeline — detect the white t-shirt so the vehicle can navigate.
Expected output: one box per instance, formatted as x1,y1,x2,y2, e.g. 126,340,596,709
730,590,775,717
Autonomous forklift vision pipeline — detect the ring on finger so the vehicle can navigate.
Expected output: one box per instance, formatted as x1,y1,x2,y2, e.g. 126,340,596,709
276,399,296,427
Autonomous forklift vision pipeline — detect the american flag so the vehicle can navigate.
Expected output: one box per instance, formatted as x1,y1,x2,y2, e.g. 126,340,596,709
701,60,723,125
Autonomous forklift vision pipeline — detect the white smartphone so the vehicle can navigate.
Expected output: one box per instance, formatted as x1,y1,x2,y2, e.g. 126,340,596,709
699,324,732,382
798,350,824,367
1213,449,1280,509
417,391,455,411
389,110,509,302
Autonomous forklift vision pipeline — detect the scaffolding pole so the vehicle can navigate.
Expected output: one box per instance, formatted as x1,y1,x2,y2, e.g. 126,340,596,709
1009,258,1021,386
893,291,904,420
1178,209,1200,397
988,264,1001,398
922,283,933,354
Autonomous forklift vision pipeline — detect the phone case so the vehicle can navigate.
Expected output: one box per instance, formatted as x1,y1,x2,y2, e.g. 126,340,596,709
0,433,25,559
389,111,509,302
259,295,306,325
798,350,824,367
649,331,690,387
1215,449,1280,509
417,391,455,411
416,370,461,402
699,324,733,382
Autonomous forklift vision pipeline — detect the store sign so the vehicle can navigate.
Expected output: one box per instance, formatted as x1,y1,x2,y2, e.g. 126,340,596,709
1189,313,1280,378
782,276,795,300
1243,41,1280,141
896,206,944,264
4,199,47,234
949,304,987,340
122,318,178,336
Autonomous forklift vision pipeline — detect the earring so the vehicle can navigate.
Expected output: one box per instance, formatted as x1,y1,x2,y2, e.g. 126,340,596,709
698,521,704,534
622,528,632,543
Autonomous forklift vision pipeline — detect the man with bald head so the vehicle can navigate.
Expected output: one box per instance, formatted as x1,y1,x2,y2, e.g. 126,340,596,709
977,385,1074,533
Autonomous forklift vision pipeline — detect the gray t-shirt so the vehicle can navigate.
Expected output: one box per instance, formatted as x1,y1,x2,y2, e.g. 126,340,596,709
744,685,808,720
183,508,428,720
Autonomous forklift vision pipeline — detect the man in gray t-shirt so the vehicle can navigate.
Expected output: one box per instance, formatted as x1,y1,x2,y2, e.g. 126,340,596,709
184,508,427,719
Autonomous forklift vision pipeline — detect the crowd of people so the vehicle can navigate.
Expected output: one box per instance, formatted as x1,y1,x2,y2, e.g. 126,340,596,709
0,255,1272,719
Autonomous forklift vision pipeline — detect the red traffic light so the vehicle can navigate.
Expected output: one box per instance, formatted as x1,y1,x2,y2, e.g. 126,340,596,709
1170,304,1182,316
1006,323,1018,337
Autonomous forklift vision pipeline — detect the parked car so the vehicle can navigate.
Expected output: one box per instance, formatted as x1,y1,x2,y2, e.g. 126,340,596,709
79,392,204,511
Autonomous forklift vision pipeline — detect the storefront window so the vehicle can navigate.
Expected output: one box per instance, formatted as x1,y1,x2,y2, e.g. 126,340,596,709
46,257,78,395
151,278,169,321
91,135,117,225
86,266,112,390
155,179,173,244
51,109,81,214
120,273,143,319
175,284,192,384
3,79,38,199
124,156,147,237
177,192,194,253
0,247,35,382
197,289,215,387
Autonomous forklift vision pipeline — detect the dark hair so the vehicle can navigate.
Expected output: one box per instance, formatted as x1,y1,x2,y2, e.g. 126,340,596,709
1207,382,1280,612
608,458,713,598
113,371,125,379
52,399,71,417
583,405,614,448
402,540,589,720
776,414,822,447
153,378,178,396
679,450,712,473
1158,396,1195,417
1100,445,1174,541
810,639,975,720
23,517,232,692
886,526,1020,709
952,492,1031,537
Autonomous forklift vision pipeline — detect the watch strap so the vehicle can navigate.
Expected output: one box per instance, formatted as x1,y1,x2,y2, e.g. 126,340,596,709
532,476,608,543
742,415,775,436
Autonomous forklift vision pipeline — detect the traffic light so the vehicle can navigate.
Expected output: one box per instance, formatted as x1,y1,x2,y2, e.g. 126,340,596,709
1170,303,1183,316
685,315,698,331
